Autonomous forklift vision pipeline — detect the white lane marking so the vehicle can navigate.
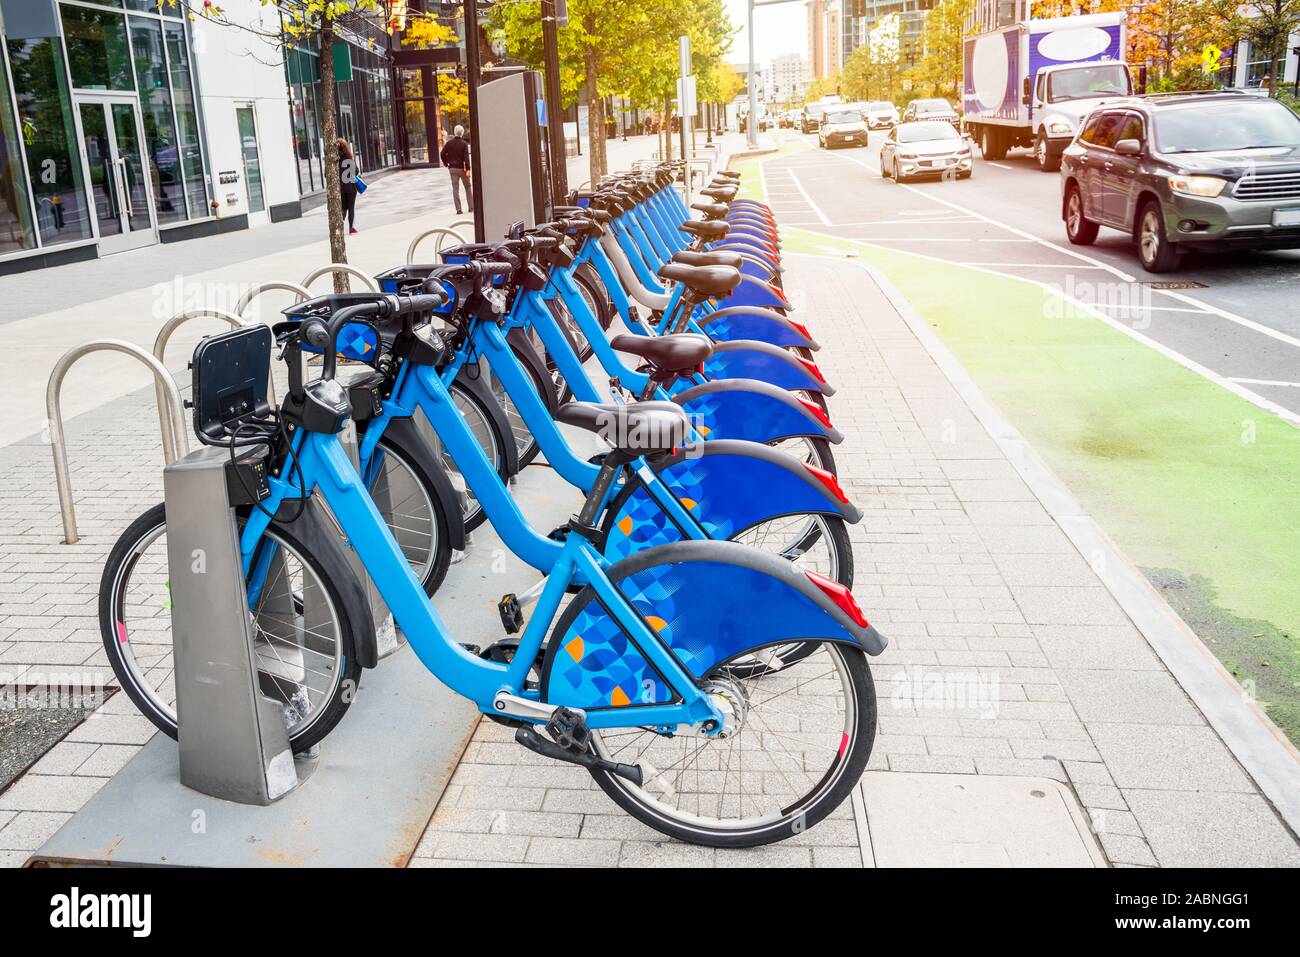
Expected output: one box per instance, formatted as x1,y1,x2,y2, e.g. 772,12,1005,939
1228,377,1300,388
845,237,977,242
791,227,1300,428
1150,287,1300,351
830,149,1300,352
830,218,976,226
978,239,1036,243
986,162,1013,170
786,168,832,225
1096,304,1215,314
833,150,1139,282
955,262,1109,269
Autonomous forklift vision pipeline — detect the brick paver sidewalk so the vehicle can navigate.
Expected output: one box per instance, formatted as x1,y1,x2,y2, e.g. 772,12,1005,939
409,253,1300,868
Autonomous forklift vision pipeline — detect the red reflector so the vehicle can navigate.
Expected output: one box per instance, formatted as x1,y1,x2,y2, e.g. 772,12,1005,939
803,462,849,504
790,321,812,339
797,396,834,430
798,356,827,383
806,570,870,628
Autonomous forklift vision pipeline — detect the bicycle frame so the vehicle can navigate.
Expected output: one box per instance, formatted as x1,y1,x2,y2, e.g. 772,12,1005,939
238,424,725,731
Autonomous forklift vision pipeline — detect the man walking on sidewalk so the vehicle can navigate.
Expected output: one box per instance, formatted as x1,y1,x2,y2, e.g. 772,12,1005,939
440,125,473,215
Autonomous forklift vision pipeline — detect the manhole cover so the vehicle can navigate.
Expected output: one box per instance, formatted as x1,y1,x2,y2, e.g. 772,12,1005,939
1145,280,1208,289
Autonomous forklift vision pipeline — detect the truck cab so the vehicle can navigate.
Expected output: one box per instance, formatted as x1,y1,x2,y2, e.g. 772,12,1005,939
1029,61,1133,170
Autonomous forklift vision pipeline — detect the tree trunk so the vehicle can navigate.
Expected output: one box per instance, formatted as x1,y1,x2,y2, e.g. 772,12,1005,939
582,19,606,183
319,19,349,292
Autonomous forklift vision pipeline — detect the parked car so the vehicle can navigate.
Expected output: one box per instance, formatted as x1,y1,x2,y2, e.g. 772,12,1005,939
903,98,959,124
865,100,900,130
819,109,870,149
1060,90,1300,273
800,103,828,133
880,121,973,181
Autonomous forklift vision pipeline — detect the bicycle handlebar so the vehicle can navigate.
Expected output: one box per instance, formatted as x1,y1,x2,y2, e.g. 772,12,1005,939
319,293,444,380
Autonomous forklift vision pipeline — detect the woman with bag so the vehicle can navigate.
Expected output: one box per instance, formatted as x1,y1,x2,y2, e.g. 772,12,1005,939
337,138,366,235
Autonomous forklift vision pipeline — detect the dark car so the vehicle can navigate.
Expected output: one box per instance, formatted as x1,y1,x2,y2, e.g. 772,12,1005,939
903,98,958,124
1060,90,1300,272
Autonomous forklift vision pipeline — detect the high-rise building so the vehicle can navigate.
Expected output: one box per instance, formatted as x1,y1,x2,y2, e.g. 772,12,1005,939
764,53,810,104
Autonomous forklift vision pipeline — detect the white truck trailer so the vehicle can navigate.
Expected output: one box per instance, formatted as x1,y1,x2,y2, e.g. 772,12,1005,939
963,12,1133,171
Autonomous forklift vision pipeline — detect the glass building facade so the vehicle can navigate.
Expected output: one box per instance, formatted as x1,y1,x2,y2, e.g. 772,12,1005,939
285,34,399,196
0,0,210,261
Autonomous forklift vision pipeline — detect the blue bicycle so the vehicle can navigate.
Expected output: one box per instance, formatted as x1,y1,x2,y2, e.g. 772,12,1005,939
101,291,886,847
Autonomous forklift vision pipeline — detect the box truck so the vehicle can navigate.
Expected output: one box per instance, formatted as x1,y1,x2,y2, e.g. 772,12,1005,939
963,12,1133,171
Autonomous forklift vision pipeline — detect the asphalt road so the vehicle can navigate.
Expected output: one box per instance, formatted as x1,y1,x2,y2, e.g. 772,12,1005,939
763,132,1300,418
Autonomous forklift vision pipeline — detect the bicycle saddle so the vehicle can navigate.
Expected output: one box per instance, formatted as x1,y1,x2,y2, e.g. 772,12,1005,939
679,220,729,241
714,170,741,179
691,202,731,220
701,186,737,201
656,262,741,298
610,333,713,373
555,401,690,453
671,250,744,269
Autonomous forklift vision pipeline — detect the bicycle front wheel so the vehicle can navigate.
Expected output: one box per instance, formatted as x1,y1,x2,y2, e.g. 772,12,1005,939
98,503,361,753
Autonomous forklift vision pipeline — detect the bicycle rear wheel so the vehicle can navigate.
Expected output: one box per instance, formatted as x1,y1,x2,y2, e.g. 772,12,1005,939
588,640,876,848
99,504,361,753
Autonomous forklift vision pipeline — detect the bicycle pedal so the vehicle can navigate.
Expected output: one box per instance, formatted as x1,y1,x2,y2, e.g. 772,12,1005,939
546,706,591,753
498,594,524,635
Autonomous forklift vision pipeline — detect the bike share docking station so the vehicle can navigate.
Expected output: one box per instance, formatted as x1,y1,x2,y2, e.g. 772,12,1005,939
31,313,582,867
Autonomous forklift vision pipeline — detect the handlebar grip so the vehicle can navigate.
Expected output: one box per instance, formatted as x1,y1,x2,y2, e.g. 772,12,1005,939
400,293,448,314
420,278,450,300
477,261,514,277
302,318,330,348
529,235,560,250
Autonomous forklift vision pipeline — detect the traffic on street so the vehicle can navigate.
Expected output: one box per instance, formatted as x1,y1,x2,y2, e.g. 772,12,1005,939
765,124,1300,418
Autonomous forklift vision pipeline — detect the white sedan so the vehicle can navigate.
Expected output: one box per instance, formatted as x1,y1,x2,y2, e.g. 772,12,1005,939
880,122,973,183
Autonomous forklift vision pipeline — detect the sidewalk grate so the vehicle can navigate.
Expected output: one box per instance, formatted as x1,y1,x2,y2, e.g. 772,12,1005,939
1143,280,1208,289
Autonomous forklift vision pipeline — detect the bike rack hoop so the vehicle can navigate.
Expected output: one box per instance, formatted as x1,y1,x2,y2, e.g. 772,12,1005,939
46,339,189,545
406,226,467,265
235,281,311,317
300,263,378,292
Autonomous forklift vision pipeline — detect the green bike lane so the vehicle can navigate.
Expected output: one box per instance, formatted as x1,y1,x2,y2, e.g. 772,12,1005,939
735,137,1300,744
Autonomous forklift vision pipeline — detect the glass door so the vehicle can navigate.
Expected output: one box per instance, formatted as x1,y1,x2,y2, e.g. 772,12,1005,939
235,106,266,221
77,97,156,253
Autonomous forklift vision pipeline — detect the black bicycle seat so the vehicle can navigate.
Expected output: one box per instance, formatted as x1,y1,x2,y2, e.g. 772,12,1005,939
679,220,729,241
610,333,713,373
656,262,741,298
555,401,689,454
671,250,744,269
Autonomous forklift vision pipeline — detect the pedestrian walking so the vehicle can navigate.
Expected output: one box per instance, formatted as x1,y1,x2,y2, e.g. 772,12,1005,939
440,125,473,215
337,137,360,235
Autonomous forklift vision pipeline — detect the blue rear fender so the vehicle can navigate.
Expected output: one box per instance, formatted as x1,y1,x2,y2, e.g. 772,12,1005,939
694,306,817,350
714,274,790,312
600,439,860,562
705,340,834,395
539,539,887,713
674,378,842,445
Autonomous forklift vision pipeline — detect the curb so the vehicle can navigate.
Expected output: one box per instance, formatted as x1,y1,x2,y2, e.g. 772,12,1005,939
791,250,1300,840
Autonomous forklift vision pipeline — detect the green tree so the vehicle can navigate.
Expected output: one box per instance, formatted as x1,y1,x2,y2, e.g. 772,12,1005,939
492,0,733,182
159,1,450,288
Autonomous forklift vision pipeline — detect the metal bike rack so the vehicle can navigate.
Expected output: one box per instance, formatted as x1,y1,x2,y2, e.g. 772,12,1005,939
47,340,189,544
448,218,474,236
301,263,378,293
405,226,467,265
235,280,311,317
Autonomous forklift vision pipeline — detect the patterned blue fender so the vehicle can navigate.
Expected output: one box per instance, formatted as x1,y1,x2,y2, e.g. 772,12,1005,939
713,274,789,312
674,378,841,445
541,540,887,711
694,307,816,349
601,439,860,563
704,340,834,395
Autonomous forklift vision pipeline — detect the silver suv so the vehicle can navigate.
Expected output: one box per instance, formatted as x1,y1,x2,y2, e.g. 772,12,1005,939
1060,91,1300,272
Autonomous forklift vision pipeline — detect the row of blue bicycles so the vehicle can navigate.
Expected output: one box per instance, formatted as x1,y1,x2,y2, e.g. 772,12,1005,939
99,161,887,847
